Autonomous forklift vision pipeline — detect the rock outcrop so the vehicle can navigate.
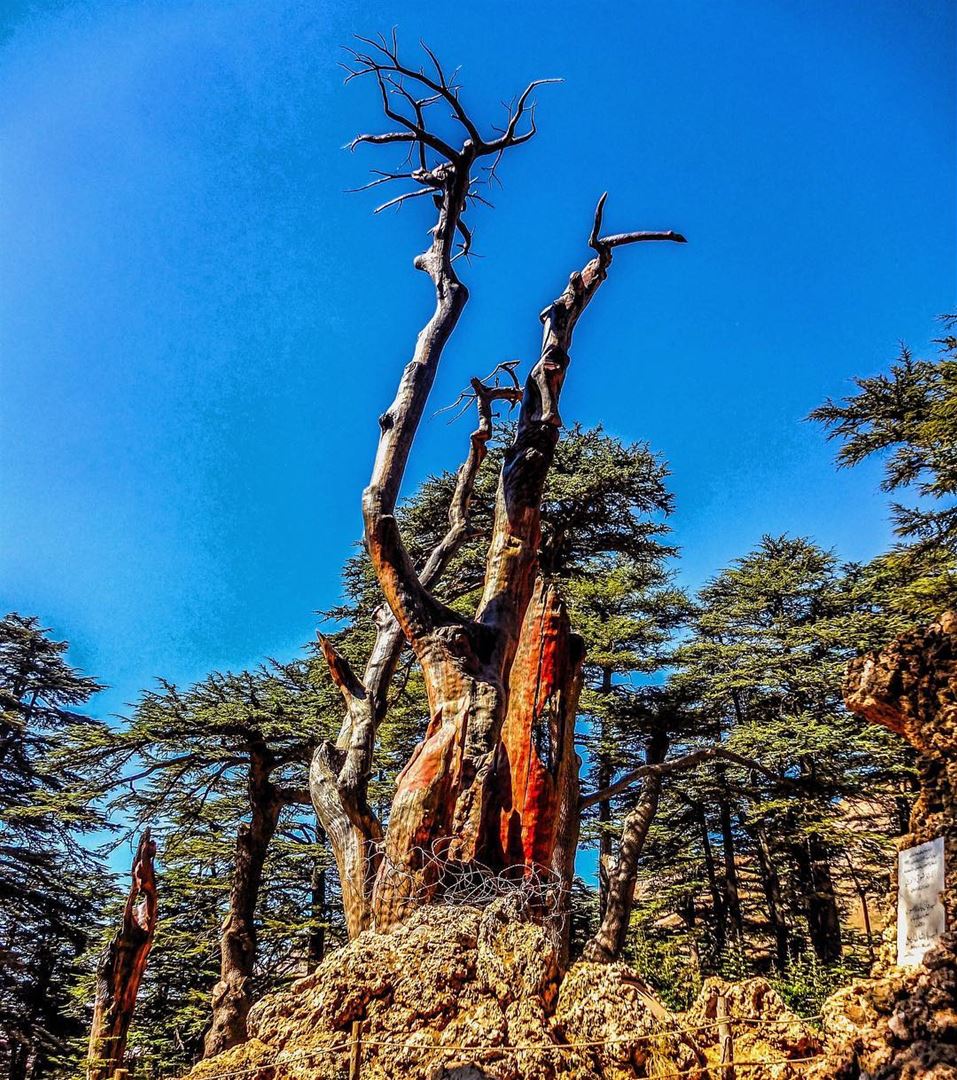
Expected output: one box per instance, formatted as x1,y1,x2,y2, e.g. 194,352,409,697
808,935,957,1079
184,901,816,1080
844,611,957,935
810,612,957,1078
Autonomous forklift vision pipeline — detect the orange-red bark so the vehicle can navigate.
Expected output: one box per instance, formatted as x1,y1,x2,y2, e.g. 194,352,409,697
485,580,583,874
87,831,158,1080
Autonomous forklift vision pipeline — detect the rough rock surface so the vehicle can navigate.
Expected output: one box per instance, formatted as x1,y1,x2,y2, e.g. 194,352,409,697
827,613,957,1077
844,612,957,937
808,935,957,1079
184,902,821,1080
684,978,820,1079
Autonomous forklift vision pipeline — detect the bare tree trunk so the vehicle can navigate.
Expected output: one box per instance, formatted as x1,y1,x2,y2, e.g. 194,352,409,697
752,821,789,970
369,206,682,929
698,804,727,953
596,667,613,919
87,831,158,1080
483,579,584,869
717,780,744,945
311,373,515,938
204,747,282,1057
583,734,669,963
319,42,684,935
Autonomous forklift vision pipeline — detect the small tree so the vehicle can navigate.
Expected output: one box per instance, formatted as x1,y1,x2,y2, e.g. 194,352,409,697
74,662,329,1056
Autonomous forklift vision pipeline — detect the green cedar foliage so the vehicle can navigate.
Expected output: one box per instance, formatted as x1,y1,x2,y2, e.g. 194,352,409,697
69,662,340,1074
0,613,109,1080
810,317,957,621
625,537,910,983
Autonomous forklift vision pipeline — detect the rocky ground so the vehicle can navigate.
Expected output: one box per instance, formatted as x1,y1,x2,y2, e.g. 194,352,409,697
185,613,957,1080
185,901,826,1080
809,934,957,1080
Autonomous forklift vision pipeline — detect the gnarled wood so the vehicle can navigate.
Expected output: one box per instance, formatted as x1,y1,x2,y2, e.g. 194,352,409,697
371,199,684,930
322,39,686,937
310,374,519,938
87,830,158,1080
484,578,584,873
844,610,957,936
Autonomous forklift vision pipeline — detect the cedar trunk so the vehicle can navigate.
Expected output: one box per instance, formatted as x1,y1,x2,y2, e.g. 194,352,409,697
583,734,669,963
87,831,158,1080
752,822,790,970
309,49,684,941
204,747,282,1057
794,832,842,964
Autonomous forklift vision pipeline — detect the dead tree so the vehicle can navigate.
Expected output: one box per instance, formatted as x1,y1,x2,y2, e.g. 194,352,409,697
308,35,685,938
87,830,158,1080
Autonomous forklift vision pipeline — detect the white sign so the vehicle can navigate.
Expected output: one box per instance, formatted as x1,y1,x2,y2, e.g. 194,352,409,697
897,836,946,966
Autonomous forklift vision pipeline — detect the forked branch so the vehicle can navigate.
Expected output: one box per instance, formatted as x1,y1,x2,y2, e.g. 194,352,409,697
343,33,557,232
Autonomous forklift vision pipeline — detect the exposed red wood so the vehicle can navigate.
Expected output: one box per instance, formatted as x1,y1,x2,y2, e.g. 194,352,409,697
87,831,158,1080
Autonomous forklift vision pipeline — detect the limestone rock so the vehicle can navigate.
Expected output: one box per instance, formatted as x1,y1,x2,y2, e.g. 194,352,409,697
183,904,698,1080
810,934,957,1080
684,977,820,1079
554,962,702,1079
844,612,957,938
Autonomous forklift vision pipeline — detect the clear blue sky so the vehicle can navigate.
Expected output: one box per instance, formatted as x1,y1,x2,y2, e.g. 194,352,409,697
1,0,954,718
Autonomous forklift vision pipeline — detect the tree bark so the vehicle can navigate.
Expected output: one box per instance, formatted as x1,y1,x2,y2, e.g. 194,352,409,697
752,821,789,970
204,746,282,1057
583,734,669,963
87,831,158,1080
717,780,744,945
310,371,514,939
326,53,684,935
484,578,584,962
369,209,682,930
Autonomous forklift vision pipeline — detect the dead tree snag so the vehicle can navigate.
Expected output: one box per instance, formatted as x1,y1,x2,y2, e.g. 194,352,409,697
87,830,158,1080
309,36,685,939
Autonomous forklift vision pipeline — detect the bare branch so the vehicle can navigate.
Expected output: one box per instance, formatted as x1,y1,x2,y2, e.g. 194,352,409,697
579,747,802,810
484,79,561,152
599,229,688,248
346,132,417,152
588,192,608,249
345,170,417,193
317,636,366,707
373,187,434,214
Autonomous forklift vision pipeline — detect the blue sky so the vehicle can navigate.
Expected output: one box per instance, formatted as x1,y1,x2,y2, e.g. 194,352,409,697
1,0,954,719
